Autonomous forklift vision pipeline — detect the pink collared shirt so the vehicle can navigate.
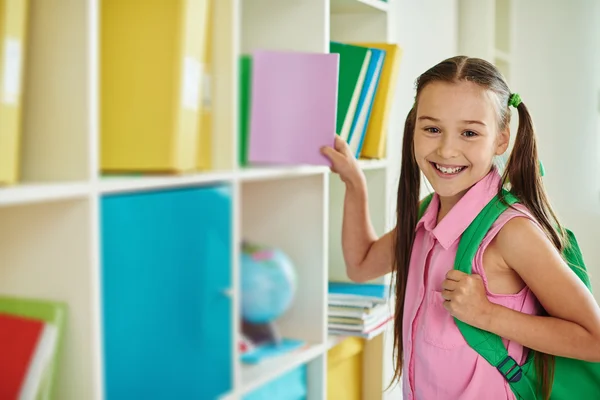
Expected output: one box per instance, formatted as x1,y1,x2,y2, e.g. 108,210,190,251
402,169,541,400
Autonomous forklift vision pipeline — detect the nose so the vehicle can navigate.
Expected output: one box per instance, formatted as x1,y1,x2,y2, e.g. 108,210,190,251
436,133,460,160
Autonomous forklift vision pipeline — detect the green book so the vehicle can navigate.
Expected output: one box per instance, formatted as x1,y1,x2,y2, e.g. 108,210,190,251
239,54,252,166
329,42,371,141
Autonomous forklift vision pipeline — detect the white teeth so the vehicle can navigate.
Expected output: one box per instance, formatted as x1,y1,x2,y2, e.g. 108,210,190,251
435,163,464,174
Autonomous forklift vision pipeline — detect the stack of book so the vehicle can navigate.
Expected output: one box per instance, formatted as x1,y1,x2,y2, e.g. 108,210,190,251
327,282,393,339
238,41,403,167
329,41,402,160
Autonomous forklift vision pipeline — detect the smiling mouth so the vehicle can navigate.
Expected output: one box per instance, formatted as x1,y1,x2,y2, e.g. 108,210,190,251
430,162,467,175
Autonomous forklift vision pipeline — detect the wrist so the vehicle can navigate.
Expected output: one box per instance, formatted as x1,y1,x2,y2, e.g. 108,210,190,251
479,301,501,331
344,172,367,193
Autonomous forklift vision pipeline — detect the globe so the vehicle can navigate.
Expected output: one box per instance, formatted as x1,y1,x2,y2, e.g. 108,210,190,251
240,241,297,324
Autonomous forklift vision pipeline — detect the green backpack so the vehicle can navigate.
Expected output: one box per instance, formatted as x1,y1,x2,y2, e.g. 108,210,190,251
418,190,600,399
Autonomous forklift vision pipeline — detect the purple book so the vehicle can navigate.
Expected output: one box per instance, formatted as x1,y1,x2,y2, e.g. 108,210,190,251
248,50,339,166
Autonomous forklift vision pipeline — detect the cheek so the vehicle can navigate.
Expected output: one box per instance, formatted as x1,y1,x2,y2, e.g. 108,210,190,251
412,133,430,159
466,142,497,167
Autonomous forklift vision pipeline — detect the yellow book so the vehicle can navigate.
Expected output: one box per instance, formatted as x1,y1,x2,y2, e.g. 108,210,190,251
0,0,29,184
352,43,403,160
101,0,208,173
196,0,212,171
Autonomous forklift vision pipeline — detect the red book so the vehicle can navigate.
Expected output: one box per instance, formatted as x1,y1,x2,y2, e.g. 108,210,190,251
0,313,58,400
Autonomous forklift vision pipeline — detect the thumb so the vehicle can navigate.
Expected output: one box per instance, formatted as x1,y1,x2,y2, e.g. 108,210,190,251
333,135,352,156
320,145,345,165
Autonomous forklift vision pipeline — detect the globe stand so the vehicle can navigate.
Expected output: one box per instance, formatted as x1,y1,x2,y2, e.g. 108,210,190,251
240,319,305,365
242,319,282,346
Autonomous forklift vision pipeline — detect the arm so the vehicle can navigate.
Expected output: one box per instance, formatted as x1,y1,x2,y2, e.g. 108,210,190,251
484,217,600,362
321,136,395,283
342,178,395,282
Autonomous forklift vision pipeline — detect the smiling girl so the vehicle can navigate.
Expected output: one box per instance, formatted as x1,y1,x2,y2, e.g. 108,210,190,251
321,56,600,399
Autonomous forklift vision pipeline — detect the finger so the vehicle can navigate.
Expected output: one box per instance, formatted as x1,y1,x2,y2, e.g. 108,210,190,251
442,279,457,291
333,135,352,156
320,145,344,164
441,289,453,301
443,299,452,313
446,270,467,282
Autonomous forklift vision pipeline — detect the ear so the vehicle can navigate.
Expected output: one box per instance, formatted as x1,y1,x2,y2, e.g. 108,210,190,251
495,126,510,156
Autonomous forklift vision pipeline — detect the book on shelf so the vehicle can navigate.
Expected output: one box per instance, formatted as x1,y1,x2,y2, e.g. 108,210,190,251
0,313,59,400
331,41,403,160
327,282,393,339
245,49,339,167
0,296,66,400
0,0,29,185
100,0,211,173
329,42,372,142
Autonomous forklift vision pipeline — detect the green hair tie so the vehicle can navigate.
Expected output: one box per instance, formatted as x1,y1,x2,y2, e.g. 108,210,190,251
508,93,522,108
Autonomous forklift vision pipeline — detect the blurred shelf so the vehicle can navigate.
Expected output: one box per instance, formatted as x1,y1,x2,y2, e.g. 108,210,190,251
357,158,388,170
331,0,390,14
95,159,388,195
98,171,235,195
237,165,328,182
240,342,324,396
0,182,91,207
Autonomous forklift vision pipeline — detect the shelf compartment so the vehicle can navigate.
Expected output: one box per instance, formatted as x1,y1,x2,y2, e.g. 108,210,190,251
100,184,234,399
0,199,95,399
328,168,389,283
241,175,328,345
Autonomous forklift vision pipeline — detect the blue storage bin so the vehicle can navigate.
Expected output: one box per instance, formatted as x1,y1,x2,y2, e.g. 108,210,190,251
243,364,307,400
101,185,233,399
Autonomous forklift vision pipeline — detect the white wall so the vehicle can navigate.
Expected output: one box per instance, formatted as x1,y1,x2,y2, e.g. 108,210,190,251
382,1,458,397
386,0,458,214
511,0,600,295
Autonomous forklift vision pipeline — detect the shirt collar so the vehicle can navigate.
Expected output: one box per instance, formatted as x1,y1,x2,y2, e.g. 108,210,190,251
416,168,502,250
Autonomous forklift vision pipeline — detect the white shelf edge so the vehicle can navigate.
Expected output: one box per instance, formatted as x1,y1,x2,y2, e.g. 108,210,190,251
238,165,329,182
0,182,92,207
96,159,388,194
98,171,236,195
240,342,325,395
331,0,390,14
326,327,388,350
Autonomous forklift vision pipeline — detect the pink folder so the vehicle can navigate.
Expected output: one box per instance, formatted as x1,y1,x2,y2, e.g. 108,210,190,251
248,50,339,166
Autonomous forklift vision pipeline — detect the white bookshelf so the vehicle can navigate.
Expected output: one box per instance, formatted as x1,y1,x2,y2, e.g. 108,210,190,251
0,0,398,399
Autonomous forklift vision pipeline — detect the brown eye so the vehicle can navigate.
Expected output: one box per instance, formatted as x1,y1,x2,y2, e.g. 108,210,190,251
462,130,477,137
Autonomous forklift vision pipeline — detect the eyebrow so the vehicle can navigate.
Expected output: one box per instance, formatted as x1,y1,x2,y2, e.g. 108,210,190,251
417,115,487,126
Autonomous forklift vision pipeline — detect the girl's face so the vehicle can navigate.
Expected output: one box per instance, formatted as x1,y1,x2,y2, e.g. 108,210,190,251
413,80,510,202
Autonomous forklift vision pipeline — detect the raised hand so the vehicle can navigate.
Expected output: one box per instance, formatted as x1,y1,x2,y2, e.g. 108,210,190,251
321,135,365,188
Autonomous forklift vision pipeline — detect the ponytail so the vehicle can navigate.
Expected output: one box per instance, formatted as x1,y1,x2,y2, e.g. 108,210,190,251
501,96,561,400
389,106,420,385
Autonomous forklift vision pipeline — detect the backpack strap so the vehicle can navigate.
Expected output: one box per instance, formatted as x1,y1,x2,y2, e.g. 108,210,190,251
418,193,434,220
453,190,539,399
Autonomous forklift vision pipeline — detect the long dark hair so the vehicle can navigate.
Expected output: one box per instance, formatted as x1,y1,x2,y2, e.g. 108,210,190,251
390,56,565,399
